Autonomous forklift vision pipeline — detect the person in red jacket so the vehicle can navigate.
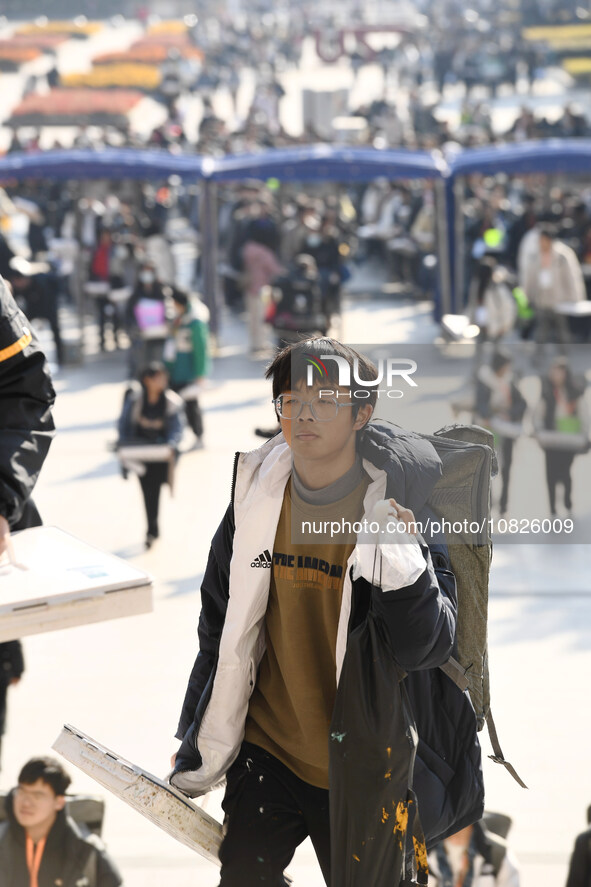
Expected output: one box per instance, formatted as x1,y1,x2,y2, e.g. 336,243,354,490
89,229,123,352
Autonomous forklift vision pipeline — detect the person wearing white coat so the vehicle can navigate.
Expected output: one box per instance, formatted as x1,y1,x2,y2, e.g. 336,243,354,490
428,820,520,887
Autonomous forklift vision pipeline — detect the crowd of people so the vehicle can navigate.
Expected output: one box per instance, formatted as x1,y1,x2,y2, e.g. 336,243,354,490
469,350,588,519
0,0,590,367
2,0,591,159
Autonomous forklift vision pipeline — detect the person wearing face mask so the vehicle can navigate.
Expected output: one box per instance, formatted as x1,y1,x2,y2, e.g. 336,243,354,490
300,217,344,321
533,357,588,518
522,226,585,362
118,362,184,549
141,218,177,287
475,350,527,517
89,228,126,352
241,223,284,355
125,262,169,377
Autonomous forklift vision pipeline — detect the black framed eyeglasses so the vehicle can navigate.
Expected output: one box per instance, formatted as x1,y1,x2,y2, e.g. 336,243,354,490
272,394,354,421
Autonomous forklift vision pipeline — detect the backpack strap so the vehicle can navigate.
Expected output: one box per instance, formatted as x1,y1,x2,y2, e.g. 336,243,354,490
485,710,528,789
439,656,469,692
439,659,528,789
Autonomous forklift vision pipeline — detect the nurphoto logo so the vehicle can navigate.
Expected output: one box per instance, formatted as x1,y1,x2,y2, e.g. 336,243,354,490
305,352,418,399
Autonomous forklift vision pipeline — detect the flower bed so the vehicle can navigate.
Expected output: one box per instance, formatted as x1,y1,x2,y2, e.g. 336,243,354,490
0,45,42,70
10,34,69,50
16,20,102,38
8,88,143,127
523,23,591,49
62,64,161,90
563,57,591,77
93,43,203,64
134,33,196,47
147,20,188,34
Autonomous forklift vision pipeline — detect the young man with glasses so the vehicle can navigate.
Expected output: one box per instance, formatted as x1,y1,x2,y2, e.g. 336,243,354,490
171,337,482,885
0,756,122,886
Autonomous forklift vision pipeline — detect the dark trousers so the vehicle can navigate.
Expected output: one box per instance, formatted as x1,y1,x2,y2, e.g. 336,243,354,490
171,384,203,438
545,450,575,513
0,684,7,737
185,398,203,438
218,742,331,886
499,436,514,514
97,295,122,350
27,302,64,365
138,462,168,537
534,308,571,352
0,686,6,771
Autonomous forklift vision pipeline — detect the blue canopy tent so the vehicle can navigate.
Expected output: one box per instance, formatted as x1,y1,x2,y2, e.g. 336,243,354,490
208,144,447,182
0,148,207,181
446,139,591,312
0,148,207,356
206,144,452,326
0,145,451,342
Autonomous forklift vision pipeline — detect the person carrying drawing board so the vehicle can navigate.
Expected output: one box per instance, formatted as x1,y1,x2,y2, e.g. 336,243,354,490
0,274,56,560
0,276,55,770
170,337,483,886
117,362,184,550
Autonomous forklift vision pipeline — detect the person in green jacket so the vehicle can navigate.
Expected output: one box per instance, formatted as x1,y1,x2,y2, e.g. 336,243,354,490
164,287,209,449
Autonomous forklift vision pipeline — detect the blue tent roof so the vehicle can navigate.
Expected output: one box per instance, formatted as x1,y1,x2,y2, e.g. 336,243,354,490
0,145,447,183
207,145,446,182
448,139,591,178
0,148,207,182
3,140,591,183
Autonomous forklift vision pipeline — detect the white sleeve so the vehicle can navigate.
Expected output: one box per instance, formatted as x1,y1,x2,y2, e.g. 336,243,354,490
352,499,426,592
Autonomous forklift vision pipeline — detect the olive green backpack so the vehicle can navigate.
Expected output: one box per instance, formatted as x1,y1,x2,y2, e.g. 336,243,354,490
424,423,526,789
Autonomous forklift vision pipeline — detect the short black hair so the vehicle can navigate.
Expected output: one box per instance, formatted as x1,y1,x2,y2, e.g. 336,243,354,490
538,224,556,241
18,757,71,796
171,287,189,307
140,361,166,381
491,349,512,373
265,336,379,418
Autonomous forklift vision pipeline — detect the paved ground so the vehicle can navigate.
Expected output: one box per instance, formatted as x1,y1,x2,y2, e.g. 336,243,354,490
1,289,589,886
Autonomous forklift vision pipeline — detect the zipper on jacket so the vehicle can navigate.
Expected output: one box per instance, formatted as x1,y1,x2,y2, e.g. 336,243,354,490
230,451,240,509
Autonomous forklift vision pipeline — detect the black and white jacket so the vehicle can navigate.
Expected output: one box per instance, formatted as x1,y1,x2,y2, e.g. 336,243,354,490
0,792,122,887
171,422,484,846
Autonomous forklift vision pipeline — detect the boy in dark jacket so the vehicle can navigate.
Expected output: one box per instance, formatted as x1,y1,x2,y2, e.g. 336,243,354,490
0,756,122,887
171,337,483,886
0,641,23,770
